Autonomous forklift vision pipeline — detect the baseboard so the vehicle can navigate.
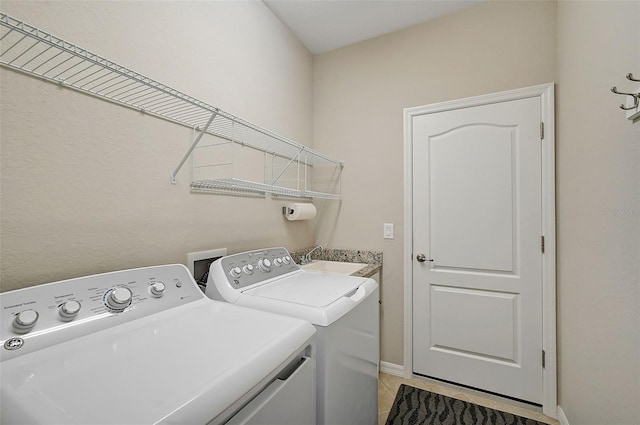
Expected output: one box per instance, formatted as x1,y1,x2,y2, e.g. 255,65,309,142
557,406,570,425
380,361,404,376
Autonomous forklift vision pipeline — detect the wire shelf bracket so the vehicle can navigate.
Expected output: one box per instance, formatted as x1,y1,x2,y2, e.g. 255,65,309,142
171,112,218,185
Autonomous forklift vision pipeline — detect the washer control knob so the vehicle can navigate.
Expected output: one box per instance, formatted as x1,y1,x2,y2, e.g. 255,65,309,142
282,256,291,265
59,300,81,321
273,258,283,267
243,264,254,275
230,267,242,278
105,287,133,312
149,281,166,297
13,309,39,333
257,258,272,272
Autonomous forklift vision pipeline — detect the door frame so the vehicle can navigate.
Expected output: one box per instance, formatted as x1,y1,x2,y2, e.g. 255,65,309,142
403,83,556,418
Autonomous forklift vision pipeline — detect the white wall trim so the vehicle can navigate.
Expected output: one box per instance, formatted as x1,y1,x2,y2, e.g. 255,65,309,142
403,97,416,387
403,83,557,418
557,406,571,425
380,361,405,377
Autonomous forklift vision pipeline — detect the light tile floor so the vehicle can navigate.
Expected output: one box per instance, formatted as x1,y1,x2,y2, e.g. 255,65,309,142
378,372,560,425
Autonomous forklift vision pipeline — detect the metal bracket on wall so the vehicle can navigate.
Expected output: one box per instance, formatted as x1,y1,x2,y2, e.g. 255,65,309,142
611,73,640,121
171,112,218,184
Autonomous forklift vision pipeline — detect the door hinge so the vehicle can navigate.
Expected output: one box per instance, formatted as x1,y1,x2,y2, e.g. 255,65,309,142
542,350,546,368
540,122,544,140
541,236,545,253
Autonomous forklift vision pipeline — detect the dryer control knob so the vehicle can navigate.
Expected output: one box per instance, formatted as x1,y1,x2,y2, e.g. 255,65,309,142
105,287,133,312
282,256,291,264
243,264,254,275
149,281,166,297
273,258,283,267
13,309,39,333
59,300,81,321
257,258,272,272
229,267,242,278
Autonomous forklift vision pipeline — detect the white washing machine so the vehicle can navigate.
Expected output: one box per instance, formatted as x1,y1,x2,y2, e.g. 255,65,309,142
206,247,379,425
1,264,316,425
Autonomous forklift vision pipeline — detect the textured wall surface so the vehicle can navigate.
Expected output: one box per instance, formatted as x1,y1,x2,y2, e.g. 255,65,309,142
556,1,640,424
1,1,314,290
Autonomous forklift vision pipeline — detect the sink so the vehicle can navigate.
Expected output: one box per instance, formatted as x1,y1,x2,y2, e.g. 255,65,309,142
300,260,368,275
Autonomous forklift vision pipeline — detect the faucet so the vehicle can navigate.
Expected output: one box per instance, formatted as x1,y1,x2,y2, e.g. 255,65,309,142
301,245,323,265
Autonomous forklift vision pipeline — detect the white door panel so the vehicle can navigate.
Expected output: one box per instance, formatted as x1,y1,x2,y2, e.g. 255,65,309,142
430,124,516,272
430,285,518,363
412,97,542,403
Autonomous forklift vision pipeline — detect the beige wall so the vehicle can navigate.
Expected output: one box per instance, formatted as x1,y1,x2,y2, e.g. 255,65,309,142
313,0,557,367
556,1,640,423
0,1,314,290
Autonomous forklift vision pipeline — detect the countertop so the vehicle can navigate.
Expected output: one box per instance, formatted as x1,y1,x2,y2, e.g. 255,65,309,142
290,247,382,278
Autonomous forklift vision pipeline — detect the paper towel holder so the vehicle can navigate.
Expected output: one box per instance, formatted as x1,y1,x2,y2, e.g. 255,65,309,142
283,202,317,221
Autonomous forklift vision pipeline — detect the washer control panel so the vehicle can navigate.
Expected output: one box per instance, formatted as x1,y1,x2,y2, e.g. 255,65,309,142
216,247,299,289
0,264,202,360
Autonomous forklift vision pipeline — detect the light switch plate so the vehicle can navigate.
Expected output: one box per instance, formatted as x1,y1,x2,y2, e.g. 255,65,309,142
384,223,394,239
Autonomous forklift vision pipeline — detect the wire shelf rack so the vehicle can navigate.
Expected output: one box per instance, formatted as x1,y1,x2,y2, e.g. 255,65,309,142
0,12,343,199
191,178,342,200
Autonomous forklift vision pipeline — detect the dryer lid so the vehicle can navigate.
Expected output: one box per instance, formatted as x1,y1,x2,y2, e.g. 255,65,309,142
0,300,315,425
243,272,363,307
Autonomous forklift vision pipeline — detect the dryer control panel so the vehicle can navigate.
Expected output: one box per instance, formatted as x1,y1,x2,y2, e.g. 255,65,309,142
214,247,300,289
0,264,203,360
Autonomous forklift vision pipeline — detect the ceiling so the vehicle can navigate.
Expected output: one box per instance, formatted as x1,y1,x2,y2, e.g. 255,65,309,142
263,0,482,54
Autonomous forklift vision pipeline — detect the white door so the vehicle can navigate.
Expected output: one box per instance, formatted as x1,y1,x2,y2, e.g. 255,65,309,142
411,96,543,403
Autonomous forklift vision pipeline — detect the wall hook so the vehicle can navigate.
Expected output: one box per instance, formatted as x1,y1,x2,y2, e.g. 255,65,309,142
626,73,640,82
610,86,639,110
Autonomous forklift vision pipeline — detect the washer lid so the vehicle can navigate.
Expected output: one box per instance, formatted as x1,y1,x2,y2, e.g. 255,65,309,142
244,272,362,307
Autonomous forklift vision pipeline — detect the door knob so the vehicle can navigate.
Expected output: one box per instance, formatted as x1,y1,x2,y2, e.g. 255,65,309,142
416,254,433,263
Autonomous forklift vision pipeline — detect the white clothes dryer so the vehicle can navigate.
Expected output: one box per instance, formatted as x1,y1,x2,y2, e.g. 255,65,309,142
206,247,379,425
1,264,316,425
